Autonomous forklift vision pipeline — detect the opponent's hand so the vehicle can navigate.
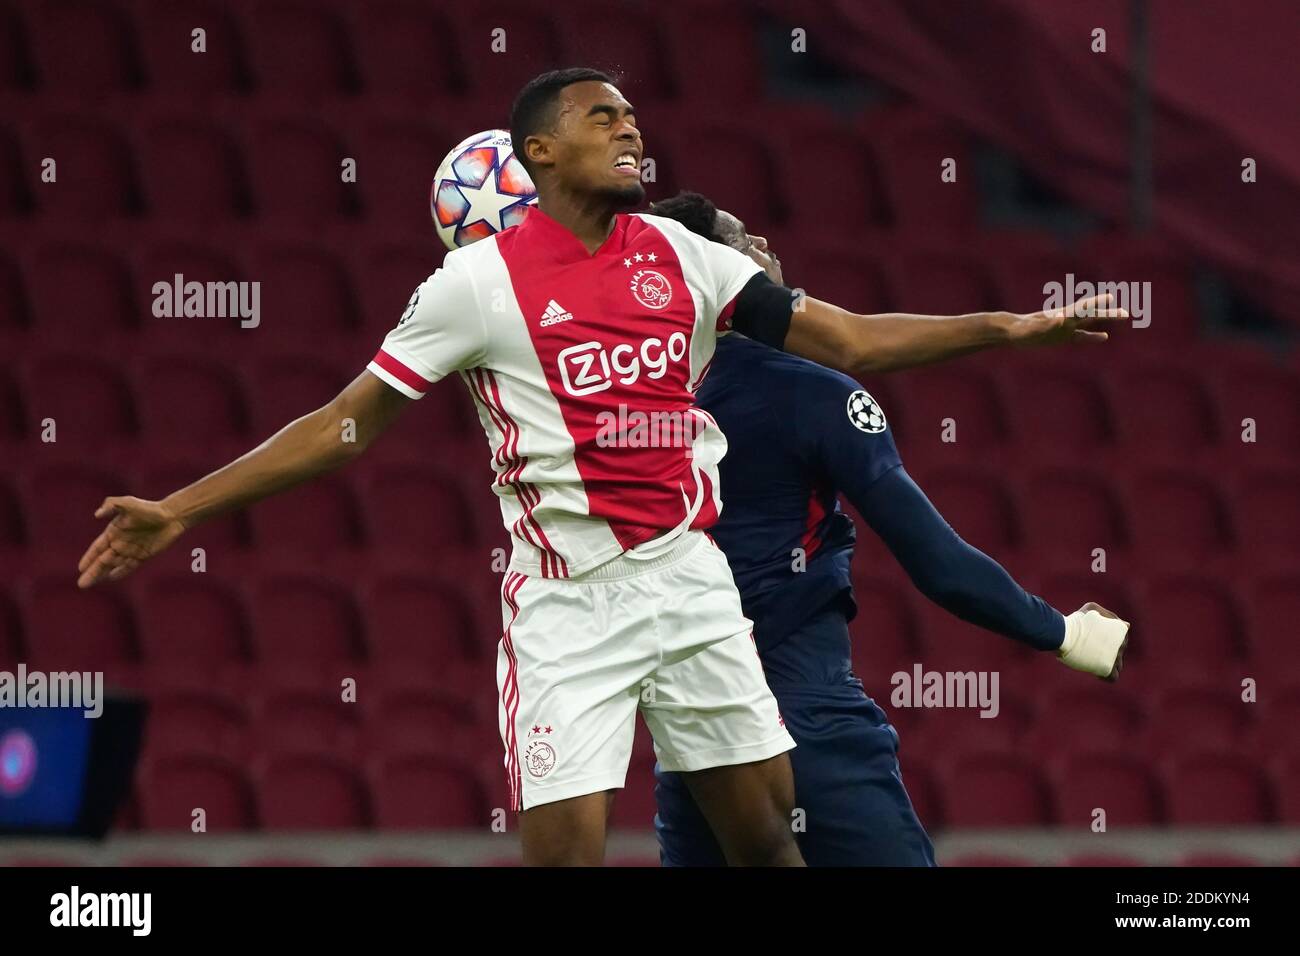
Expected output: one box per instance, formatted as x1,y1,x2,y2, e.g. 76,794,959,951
1005,293,1130,347
1057,602,1131,681
77,496,187,588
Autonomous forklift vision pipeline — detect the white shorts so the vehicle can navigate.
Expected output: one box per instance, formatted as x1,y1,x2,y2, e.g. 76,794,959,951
496,530,795,811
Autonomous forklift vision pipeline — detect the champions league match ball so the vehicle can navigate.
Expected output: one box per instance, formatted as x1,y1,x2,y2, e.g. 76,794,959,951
431,129,538,251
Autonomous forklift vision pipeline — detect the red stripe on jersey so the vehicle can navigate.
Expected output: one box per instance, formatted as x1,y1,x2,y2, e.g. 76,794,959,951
494,213,721,554
485,370,568,578
500,571,526,811
800,488,828,559
466,367,567,578
372,349,431,393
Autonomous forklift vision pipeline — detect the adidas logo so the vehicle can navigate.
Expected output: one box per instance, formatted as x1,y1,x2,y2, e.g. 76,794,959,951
539,299,574,327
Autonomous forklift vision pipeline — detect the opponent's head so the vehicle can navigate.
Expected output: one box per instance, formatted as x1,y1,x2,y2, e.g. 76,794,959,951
510,68,644,208
650,191,783,285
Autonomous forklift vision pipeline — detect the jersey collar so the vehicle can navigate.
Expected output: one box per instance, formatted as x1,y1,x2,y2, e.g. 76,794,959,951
519,205,629,263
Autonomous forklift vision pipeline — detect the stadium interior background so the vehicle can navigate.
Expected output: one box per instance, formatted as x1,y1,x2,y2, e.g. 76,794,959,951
1,0,1298,865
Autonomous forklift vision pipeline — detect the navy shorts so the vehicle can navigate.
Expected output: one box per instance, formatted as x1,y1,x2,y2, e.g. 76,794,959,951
654,604,936,866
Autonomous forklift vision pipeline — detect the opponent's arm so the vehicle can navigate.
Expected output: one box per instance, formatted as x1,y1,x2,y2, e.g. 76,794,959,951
76,370,409,588
850,466,1129,680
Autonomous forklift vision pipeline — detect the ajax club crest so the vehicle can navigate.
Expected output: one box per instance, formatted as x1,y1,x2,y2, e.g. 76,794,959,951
629,268,673,310
524,724,557,778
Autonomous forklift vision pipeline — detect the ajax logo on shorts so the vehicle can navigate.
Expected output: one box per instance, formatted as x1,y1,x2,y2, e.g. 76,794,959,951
525,724,557,779
846,389,887,434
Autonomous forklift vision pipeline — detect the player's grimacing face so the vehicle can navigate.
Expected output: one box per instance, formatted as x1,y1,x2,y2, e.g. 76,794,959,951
549,81,644,205
715,209,783,285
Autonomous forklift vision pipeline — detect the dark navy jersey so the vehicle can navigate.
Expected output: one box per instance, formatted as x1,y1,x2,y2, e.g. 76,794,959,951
697,333,1064,659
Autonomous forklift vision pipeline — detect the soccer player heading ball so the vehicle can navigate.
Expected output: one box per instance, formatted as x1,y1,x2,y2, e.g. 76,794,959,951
77,68,1129,866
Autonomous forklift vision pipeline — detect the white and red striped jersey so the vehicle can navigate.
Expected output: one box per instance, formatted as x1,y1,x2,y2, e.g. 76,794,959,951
366,207,793,578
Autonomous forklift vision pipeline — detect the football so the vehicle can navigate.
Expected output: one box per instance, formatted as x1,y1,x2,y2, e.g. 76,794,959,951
431,128,538,251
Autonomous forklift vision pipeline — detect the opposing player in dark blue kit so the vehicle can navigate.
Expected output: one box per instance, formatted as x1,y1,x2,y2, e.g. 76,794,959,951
648,192,1132,866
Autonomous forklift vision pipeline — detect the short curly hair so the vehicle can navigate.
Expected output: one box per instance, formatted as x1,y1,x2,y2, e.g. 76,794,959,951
648,191,721,243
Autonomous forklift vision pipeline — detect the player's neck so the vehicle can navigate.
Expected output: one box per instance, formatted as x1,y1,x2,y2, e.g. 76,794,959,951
536,192,618,255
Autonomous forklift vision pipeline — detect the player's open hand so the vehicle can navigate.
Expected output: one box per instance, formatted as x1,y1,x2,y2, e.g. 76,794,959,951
1006,293,1130,347
76,496,187,588
1057,601,1131,681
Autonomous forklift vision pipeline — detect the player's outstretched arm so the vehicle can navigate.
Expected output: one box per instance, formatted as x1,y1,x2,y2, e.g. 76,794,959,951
858,467,1129,680
76,370,410,588
783,292,1129,376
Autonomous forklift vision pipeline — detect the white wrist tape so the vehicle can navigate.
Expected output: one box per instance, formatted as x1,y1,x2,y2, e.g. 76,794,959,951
1058,607,1130,678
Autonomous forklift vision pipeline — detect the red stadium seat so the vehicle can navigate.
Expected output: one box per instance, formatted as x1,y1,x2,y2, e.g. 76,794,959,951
662,6,762,104
1112,363,1221,450
1212,362,1300,457
142,690,247,759
0,585,24,668
133,353,248,442
245,353,351,437
361,573,485,668
242,0,357,95
657,121,785,227
768,107,888,232
134,0,250,94
244,112,357,222
912,468,1020,554
139,754,257,830
26,239,137,339
346,115,455,232
29,0,139,91
1272,755,1300,824
0,474,21,551
450,3,563,102
890,365,1008,455
134,575,250,668
1021,468,1132,563
1049,753,1163,827
554,2,676,101
0,3,34,91
793,249,892,315
247,477,365,553
363,465,480,553
944,853,1033,866
1139,575,1245,672
1235,467,1300,556
248,575,365,664
22,575,138,673
20,462,127,547
1142,685,1252,757
1163,752,1273,825
351,2,461,99
1126,471,1233,558
136,115,250,220
364,686,482,756
253,687,361,755
1005,363,1117,450
1025,682,1145,758
0,127,30,218
940,752,1052,826
21,352,136,444
256,754,371,829
249,236,359,342
847,577,919,680
370,754,485,828
607,754,658,829
22,112,140,219
864,112,979,233
1251,577,1300,678
884,245,992,316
